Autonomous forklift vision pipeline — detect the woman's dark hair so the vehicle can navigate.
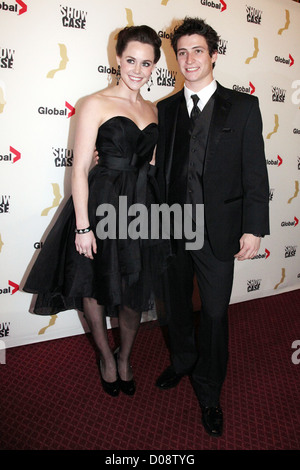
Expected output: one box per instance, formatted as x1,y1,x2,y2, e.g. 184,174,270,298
171,17,220,57
116,25,161,64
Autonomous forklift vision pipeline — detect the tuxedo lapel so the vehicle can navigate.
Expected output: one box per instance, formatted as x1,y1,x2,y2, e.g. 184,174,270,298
205,83,232,171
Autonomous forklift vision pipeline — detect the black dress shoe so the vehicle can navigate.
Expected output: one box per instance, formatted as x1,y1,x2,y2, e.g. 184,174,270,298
155,366,184,390
114,353,136,396
99,361,120,397
119,377,136,396
200,404,223,437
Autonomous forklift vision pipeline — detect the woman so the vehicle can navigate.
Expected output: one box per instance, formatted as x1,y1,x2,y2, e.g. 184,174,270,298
23,25,169,397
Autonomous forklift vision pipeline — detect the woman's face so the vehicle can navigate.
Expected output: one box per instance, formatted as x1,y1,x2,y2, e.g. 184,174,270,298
117,40,155,91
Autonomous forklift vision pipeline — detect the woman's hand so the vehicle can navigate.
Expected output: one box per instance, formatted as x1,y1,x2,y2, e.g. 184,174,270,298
75,231,97,259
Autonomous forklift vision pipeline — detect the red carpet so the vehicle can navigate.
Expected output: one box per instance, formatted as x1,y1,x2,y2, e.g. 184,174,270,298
1,290,300,451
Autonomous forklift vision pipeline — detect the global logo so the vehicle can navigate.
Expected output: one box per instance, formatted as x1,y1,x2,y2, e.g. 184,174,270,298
0,146,21,163
38,101,75,118
200,0,227,12
0,0,27,15
281,217,299,227
158,31,173,40
275,54,294,67
266,155,283,167
98,65,118,77
251,249,270,260
233,82,255,95
0,280,19,294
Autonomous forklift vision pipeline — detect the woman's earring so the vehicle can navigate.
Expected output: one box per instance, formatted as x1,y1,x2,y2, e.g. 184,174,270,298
116,65,121,85
147,74,153,92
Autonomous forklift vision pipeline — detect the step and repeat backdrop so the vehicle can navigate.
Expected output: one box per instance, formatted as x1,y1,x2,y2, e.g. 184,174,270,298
0,0,299,348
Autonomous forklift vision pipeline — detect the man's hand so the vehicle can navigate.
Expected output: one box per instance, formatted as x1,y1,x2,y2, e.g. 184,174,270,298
234,233,261,261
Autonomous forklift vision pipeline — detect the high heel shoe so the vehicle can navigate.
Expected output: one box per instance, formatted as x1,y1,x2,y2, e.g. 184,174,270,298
114,352,136,396
99,361,120,397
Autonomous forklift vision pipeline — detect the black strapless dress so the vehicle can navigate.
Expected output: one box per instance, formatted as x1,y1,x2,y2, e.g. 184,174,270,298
23,117,170,316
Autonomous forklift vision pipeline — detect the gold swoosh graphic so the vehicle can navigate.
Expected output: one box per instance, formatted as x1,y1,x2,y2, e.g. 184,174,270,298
288,181,299,204
161,0,170,5
278,9,290,35
41,183,62,216
47,43,69,79
125,8,134,26
274,268,286,290
266,114,279,139
38,315,58,335
0,87,7,113
245,37,259,64
0,233,4,253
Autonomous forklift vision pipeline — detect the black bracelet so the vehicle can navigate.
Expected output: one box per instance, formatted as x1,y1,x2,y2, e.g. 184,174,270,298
75,226,91,234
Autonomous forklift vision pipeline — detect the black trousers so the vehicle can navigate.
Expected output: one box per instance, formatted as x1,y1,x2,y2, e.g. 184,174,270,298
165,234,235,407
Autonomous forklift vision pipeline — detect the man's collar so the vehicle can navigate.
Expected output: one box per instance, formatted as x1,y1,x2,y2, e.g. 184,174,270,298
184,80,217,111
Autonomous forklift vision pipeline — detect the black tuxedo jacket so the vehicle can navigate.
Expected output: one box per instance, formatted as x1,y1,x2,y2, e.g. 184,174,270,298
156,82,270,261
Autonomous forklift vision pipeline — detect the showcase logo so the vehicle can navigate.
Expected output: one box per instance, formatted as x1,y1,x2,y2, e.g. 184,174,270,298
0,322,10,338
0,48,15,69
53,147,73,167
0,146,21,163
218,38,228,55
246,5,262,24
272,87,286,103
156,68,177,87
266,155,283,167
0,195,10,213
233,82,255,95
200,0,227,12
275,54,294,67
285,246,297,258
247,279,261,292
60,5,87,29
38,101,75,118
0,0,27,15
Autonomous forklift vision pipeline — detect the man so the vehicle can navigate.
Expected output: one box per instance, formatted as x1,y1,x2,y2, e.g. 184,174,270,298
155,17,269,437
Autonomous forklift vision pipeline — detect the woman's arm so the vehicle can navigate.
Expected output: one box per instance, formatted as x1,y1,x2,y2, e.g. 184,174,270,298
72,96,100,258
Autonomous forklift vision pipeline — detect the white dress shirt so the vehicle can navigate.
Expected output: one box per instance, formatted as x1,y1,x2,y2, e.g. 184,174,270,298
184,79,217,116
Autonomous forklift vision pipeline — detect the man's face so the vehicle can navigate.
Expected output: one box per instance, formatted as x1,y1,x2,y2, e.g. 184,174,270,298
176,34,217,91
